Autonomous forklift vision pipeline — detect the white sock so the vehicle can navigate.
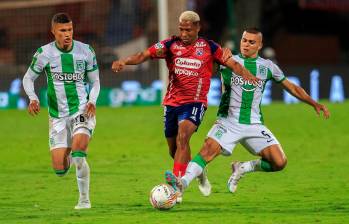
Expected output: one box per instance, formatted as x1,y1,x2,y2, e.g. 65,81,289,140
239,159,262,174
72,157,90,202
181,162,203,189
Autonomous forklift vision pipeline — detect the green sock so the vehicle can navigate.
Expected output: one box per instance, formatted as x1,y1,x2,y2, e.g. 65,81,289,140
181,154,207,188
260,158,273,172
54,168,69,177
192,154,207,169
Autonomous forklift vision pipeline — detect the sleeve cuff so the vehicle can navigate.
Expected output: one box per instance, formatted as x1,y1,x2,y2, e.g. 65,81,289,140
30,66,42,75
274,76,286,83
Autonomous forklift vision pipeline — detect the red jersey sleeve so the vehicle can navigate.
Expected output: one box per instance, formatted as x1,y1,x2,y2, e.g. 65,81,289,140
148,38,173,59
208,40,225,65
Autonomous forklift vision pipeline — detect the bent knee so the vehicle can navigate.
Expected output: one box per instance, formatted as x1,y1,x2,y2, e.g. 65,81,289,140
200,138,221,160
273,158,287,171
177,132,191,144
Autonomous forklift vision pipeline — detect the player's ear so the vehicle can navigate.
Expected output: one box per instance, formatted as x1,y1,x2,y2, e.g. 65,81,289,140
197,23,201,33
51,25,55,36
258,42,263,50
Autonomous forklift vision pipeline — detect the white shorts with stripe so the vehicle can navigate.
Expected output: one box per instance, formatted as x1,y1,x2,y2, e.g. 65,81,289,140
207,117,280,156
48,111,96,150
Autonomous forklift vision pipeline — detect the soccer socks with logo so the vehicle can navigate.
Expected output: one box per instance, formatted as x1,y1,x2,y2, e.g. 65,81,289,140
239,158,273,174
181,154,207,189
72,151,90,202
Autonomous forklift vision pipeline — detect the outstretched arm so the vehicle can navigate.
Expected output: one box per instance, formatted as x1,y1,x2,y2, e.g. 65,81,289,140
281,79,330,119
111,49,152,73
224,57,259,84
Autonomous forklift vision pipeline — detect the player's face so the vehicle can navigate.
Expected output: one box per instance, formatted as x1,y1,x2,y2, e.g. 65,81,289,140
51,22,73,50
240,31,262,58
178,21,200,45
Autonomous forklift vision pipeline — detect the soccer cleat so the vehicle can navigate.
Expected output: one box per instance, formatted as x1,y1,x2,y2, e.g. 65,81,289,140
74,199,91,210
197,168,211,196
227,162,244,193
165,171,183,203
176,193,183,204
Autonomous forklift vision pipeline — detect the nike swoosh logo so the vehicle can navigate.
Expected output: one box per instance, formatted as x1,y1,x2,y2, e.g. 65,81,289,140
51,66,58,69
267,139,274,143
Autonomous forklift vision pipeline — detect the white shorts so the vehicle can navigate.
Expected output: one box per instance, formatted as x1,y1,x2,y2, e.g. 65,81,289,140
49,112,96,150
207,118,280,156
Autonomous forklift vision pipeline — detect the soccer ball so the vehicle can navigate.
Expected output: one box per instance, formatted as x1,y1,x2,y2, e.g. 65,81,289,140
149,183,177,210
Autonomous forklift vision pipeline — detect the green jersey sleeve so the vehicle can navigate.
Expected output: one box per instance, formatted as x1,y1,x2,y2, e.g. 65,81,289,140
270,62,286,83
29,47,48,74
86,45,98,72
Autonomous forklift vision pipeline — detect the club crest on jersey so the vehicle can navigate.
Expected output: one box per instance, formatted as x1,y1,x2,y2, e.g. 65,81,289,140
76,60,85,72
176,51,182,56
259,65,267,76
214,125,227,139
195,41,206,47
195,48,204,56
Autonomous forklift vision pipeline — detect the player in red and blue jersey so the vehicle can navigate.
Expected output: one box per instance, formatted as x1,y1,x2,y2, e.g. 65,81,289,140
111,11,257,200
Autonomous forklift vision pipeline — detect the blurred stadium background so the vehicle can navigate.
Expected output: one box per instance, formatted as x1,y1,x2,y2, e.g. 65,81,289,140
0,1,348,223
0,0,348,109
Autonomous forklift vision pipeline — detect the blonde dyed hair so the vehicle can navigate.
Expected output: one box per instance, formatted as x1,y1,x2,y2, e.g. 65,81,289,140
179,11,200,23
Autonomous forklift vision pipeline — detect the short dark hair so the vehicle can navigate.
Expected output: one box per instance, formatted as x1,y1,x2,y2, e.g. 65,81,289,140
51,13,72,25
244,27,261,34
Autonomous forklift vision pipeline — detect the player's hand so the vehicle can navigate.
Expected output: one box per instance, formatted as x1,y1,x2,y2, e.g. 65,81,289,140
222,48,233,64
28,100,40,116
85,102,96,118
314,103,330,119
242,71,260,85
111,60,126,73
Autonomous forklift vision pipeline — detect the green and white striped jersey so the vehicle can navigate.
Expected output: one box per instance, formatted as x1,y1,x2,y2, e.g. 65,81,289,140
218,54,286,124
27,40,99,118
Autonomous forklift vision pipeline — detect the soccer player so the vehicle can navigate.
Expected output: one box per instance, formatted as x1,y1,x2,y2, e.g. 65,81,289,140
22,13,100,209
165,27,330,198
111,11,258,200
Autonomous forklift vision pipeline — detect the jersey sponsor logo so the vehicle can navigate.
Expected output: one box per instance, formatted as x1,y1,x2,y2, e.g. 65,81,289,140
76,60,85,72
174,67,198,76
195,41,206,47
52,72,85,82
173,44,185,50
175,58,202,69
156,48,164,57
154,42,164,49
231,75,265,91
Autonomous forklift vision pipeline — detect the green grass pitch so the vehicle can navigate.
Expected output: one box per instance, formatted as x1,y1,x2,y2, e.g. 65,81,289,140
0,101,348,223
